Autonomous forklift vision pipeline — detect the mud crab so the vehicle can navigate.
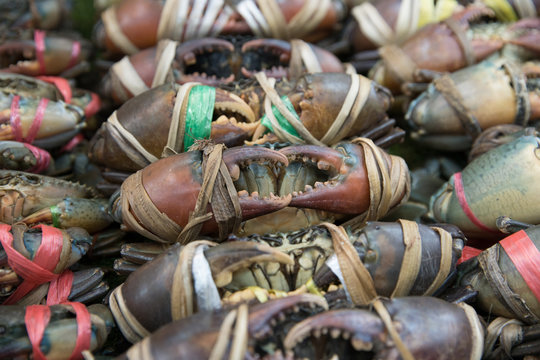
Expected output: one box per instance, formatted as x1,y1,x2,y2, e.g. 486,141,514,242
406,58,540,151
101,37,346,104
93,0,347,56
0,303,114,360
109,240,295,343
109,140,409,242
368,6,540,94
89,72,401,172
0,30,91,77
429,133,540,241
0,223,108,306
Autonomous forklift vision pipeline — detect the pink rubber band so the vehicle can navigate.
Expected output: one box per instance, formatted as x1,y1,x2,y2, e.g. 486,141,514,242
34,30,47,75
454,172,499,234
10,95,23,141
67,41,81,70
24,143,51,174
47,270,74,305
25,98,48,144
25,305,50,360
500,230,540,303
65,302,92,360
9,96,49,143
59,133,84,153
456,245,482,265
37,76,73,103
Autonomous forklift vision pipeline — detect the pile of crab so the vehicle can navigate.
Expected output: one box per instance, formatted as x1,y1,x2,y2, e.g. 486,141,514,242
1,0,540,359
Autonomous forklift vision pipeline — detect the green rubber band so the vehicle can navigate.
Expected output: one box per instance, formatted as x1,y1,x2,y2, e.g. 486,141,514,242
184,85,215,152
50,205,61,228
261,96,301,138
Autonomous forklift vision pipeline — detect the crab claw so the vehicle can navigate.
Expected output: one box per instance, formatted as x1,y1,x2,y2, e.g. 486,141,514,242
117,294,328,359
88,83,256,172
284,297,484,360
21,198,113,234
0,35,91,76
280,142,409,217
0,141,52,173
111,240,295,339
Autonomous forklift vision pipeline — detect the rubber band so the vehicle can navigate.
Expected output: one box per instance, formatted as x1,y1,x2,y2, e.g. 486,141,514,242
59,133,85,153
67,41,81,70
453,172,499,234
25,98,48,144
25,305,50,360
9,96,48,143
0,224,64,304
483,0,518,21
65,302,92,360
183,85,215,151
84,92,101,118
457,245,482,265
260,95,301,138
47,270,73,305
34,30,47,75
24,143,51,174
500,230,540,303
50,205,62,228
36,76,73,103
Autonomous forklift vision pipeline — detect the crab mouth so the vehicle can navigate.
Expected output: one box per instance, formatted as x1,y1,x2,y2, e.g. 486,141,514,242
240,39,291,79
176,38,236,85
0,43,37,72
232,146,343,201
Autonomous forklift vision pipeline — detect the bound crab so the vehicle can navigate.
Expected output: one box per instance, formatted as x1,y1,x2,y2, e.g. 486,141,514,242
367,5,540,94
406,58,540,151
93,0,347,56
100,37,346,104
0,29,92,77
89,72,401,172
0,223,109,306
108,140,409,242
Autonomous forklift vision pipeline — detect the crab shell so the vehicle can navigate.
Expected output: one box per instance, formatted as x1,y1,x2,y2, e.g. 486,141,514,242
0,303,114,359
88,82,257,172
406,58,540,151
459,224,540,323
430,134,540,241
369,6,518,93
0,34,92,76
94,0,346,56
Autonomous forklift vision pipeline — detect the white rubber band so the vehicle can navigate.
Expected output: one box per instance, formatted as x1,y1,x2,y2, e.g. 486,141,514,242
151,40,179,88
515,0,537,18
192,245,222,311
326,254,353,303
102,7,140,54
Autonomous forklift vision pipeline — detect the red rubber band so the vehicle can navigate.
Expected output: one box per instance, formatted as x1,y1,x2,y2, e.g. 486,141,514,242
10,95,23,142
34,30,47,75
500,230,540,303
23,143,51,174
454,172,499,234
64,302,92,360
47,270,74,305
25,305,51,360
0,224,64,304
59,133,85,153
67,41,81,70
25,98,48,144
457,245,482,265
37,76,73,104
84,92,101,118
9,96,49,143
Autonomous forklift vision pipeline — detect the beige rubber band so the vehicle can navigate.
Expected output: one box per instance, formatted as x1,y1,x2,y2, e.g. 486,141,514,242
391,219,422,297
514,0,537,18
458,302,485,360
352,3,395,47
394,0,420,44
209,308,238,360
372,299,416,360
289,39,322,78
423,227,453,295
288,0,330,38
257,0,289,39
109,284,151,344
379,45,417,83
483,317,523,357
208,304,249,360
102,7,140,55
112,57,149,96
121,171,184,243
151,40,179,88
163,83,199,157
126,337,152,360
322,222,378,305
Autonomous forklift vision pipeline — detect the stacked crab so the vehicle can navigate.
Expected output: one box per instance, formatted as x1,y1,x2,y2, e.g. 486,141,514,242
0,0,540,359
